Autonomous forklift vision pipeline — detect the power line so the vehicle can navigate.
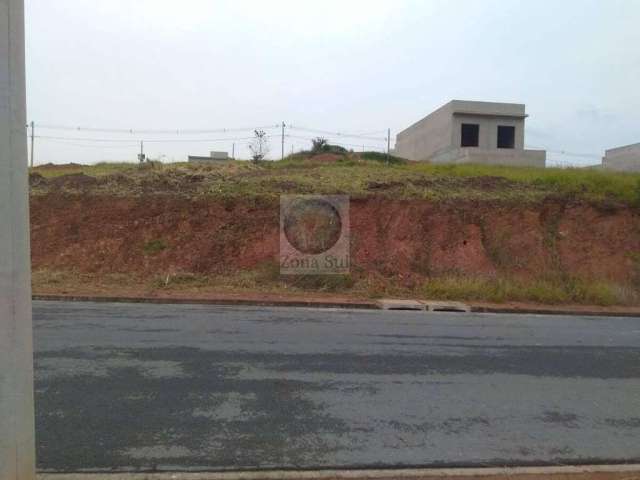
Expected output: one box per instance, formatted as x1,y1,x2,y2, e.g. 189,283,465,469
37,135,146,143
37,122,389,141
35,134,278,144
547,150,601,159
36,123,282,135
286,134,385,151
36,122,603,163
34,121,604,158
526,145,601,159
352,129,389,136
37,138,140,149
287,124,387,141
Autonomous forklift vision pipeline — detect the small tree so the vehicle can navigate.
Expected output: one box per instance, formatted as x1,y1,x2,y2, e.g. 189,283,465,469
249,129,270,162
311,137,328,154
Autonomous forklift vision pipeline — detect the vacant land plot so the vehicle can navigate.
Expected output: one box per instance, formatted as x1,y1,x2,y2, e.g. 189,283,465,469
29,154,640,305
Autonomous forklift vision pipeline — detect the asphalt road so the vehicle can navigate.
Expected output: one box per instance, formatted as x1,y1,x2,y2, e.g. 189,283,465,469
33,301,640,472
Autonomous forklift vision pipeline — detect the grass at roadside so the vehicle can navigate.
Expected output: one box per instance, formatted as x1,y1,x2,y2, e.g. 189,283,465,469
421,275,637,306
32,268,639,307
30,155,640,205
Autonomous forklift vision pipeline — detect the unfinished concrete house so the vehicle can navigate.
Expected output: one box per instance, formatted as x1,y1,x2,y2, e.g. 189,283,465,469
602,143,640,172
188,151,230,163
394,100,546,167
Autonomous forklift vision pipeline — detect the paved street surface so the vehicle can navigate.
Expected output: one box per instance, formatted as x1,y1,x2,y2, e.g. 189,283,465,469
34,301,640,472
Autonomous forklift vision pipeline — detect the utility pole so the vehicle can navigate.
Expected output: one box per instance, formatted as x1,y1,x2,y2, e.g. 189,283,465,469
386,128,391,164
232,143,235,160
138,140,145,163
29,120,34,168
281,121,285,161
0,1,37,479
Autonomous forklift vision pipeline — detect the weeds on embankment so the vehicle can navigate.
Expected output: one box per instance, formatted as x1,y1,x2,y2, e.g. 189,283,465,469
30,155,640,206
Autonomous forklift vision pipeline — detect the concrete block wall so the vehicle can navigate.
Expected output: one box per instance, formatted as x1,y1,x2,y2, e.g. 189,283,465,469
451,114,525,150
602,143,640,172
395,102,453,161
431,147,546,168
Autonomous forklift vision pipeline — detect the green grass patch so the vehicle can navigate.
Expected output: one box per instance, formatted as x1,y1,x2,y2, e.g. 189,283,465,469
421,275,629,305
282,274,356,292
142,239,168,255
32,161,141,178
411,163,640,203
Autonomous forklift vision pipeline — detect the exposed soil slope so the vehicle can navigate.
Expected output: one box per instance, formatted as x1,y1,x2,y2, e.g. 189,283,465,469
30,193,640,286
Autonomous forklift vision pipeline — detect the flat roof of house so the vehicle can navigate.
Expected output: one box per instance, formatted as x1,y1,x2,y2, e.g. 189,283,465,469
449,100,527,118
397,100,528,137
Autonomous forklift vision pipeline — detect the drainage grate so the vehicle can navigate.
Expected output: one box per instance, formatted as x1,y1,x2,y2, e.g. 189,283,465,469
422,301,470,313
377,299,425,311
377,299,471,313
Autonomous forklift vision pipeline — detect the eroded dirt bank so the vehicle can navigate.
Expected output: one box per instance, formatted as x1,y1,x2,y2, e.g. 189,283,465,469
30,194,640,287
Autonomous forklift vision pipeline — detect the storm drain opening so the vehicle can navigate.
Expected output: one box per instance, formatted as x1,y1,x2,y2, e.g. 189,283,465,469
377,299,471,312
377,299,426,311
423,301,471,313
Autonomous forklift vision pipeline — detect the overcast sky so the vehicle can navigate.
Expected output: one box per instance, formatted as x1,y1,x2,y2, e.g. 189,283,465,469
25,0,640,165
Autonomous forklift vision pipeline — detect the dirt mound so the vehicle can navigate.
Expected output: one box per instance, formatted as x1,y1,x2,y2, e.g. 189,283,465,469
49,173,99,190
309,153,344,163
366,180,404,191
29,194,640,288
33,162,83,171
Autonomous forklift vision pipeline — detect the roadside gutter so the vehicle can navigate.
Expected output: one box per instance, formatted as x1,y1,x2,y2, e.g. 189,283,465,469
32,294,640,318
37,464,640,480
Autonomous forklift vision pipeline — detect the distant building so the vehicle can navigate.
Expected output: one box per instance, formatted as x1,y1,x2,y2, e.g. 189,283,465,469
602,143,640,172
394,100,546,167
210,151,229,160
188,151,229,163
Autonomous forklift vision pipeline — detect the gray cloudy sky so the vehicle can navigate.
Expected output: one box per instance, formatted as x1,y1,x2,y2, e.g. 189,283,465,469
25,0,640,165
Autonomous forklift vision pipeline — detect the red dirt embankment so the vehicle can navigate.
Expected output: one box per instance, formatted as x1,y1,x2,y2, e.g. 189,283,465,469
30,194,640,287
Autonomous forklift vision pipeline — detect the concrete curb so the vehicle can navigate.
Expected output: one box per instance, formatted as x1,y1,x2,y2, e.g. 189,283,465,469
471,305,640,318
36,464,640,480
31,294,377,310
32,294,640,318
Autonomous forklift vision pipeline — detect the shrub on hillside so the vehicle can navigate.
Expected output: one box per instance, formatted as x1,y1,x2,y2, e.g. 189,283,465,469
311,137,348,155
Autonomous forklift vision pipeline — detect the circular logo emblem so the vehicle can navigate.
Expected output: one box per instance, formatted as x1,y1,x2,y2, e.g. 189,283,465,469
283,198,342,254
